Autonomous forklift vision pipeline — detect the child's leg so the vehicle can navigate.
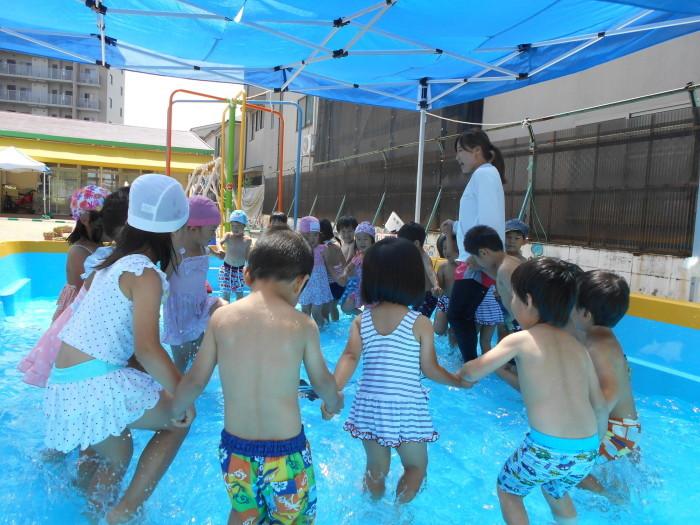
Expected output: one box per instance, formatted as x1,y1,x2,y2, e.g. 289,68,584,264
578,473,605,495
341,295,357,314
362,439,391,500
87,430,134,517
542,489,578,525
433,311,447,335
106,392,191,524
76,448,100,492
395,442,428,503
329,300,340,322
478,324,496,354
311,304,326,328
171,338,202,373
497,485,528,525
448,329,457,348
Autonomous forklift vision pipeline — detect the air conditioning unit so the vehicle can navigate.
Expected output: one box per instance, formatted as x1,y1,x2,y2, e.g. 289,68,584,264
302,133,315,156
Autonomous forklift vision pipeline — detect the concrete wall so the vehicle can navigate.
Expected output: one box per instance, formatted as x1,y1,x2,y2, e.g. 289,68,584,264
483,32,700,142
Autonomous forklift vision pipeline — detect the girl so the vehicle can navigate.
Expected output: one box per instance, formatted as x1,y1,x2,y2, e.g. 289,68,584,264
340,221,374,314
319,218,345,322
19,187,129,387
336,215,358,262
324,237,466,502
440,128,506,363
297,216,337,328
44,174,193,523
53,185,109,321
164,195,226,371
433,233,457,348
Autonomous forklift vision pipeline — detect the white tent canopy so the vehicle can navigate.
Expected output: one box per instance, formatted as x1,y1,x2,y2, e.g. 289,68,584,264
0,147,48,216
0,147,46,172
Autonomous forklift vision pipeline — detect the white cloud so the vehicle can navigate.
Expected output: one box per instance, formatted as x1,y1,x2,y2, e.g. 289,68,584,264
123,71,242,131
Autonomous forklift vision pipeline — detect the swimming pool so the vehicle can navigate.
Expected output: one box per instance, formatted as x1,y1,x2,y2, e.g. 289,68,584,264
1,247,699,524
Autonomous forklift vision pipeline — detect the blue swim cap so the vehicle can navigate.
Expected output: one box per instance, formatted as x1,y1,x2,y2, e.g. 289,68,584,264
229,209,248,226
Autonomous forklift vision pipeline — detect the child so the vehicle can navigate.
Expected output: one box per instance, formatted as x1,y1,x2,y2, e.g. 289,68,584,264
433,233,457,347
572,271,638,498
216,209,252,302
172,229,343,525
164,196,226,372
459,258,608,525
53,184,110,321
474,284,504,354
297,216,336,328
505,218,528,262
327,237,468,503
320,218,346,322
44,174,194,523
19,187,129,388
336,215,359,262
340,221,375,314
397,222,441,318
269,210,288,226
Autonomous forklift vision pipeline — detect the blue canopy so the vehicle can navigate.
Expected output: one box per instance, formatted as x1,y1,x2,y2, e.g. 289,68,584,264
1,1,699,110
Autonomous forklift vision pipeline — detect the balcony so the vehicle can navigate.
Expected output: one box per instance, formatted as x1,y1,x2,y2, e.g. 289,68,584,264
77,98,100,111
0,62,75,82
0,89,73,107
78,73,100,86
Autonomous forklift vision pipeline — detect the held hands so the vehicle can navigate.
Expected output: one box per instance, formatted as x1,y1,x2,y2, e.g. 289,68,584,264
320,391,344,420
431,285,443,297
171,405,196,428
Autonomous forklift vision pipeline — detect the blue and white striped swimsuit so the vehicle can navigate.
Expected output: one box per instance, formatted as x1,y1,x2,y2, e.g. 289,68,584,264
344,308,438,447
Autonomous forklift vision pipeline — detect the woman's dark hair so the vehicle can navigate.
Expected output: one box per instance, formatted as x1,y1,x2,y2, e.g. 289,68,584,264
455,128,506,184
67,209,103,245
336,215,358,232
464,225,504,255
249,229,313,282
319,218,340,244
101,186,130,240
361,237,425,307
576,270,630,327
511,258,579,327
270,211,288,225
97,224,176,272
397,221,426,247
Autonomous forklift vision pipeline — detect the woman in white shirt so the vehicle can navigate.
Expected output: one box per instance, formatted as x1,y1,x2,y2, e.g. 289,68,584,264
441,129,505,362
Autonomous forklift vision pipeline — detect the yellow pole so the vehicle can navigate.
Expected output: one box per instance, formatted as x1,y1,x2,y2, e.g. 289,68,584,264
220,104,230,233
236,95,247,210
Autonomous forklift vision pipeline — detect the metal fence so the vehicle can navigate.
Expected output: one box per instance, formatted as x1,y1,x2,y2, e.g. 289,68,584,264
264,102,699,256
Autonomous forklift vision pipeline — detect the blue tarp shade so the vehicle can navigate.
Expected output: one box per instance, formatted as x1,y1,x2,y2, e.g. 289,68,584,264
0,1,698,110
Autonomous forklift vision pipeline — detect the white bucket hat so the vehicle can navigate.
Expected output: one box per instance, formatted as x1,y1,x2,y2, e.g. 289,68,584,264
127,173,189,233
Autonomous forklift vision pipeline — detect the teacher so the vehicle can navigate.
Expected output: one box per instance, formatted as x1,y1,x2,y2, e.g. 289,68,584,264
441,129,505,362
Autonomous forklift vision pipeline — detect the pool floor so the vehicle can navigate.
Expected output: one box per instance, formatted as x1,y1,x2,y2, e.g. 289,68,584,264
1,298,699,524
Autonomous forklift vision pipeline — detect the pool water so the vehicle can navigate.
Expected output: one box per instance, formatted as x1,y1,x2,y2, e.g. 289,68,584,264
1,295,699,524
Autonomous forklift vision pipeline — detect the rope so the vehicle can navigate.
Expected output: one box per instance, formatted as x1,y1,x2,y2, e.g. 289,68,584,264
425,111,524,128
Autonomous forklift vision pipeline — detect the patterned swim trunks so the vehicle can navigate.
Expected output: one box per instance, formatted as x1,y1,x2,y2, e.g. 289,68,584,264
219,262,245,293
219,428,316,524
599,417,641,462
498,430,598,499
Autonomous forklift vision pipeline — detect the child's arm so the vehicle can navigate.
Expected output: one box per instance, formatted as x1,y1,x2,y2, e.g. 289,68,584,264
172,320,218,418
495,365,520,391
323,246,348,286
244,237,252,260
303,320,342,415
333,315,363,390
459,332,522,382
213,233,230,259
130,269,181,394
585,352,609,441
416,316,467,387
421,252,441,295
589,345,620,413
66,246,89,289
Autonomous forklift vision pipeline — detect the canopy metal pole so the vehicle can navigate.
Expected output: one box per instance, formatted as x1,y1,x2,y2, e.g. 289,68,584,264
414,108,427,223
689,85,700,301
519,120,537,222
372,191,386,226
334,194,346,225
42,170,47,216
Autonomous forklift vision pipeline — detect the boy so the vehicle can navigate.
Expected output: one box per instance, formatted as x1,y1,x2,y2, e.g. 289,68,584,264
216,209,252,302
459,258,608,525
397,221,441,317
572,270,638,497
336,215,358,262
505,218,528,262
172,229,343,525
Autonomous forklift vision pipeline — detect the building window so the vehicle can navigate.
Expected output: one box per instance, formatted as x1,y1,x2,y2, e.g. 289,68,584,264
109,97,112,108
109,74,113,85
120,107,123,117
120,87,123,96
299,96,314,128
64,115,72,119
83,117,91,121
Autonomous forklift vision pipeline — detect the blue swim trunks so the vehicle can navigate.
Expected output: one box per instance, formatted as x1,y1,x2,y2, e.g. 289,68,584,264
497,429,599,499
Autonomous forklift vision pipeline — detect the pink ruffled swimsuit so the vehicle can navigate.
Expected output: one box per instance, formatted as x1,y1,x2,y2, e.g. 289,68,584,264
298,244,333,306
163,253,219,345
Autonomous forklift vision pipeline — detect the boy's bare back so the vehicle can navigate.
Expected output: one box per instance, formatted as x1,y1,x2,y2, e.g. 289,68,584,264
210,291,317,440
508,325,601,438
495,254,523,316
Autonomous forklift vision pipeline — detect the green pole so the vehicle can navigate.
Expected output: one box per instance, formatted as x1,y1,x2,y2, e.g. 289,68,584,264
270,196,278,214
371,191,386,226
287,196,296,218
224,100,235,230
308,194,318,216
334,194,346,225
424,186,443,231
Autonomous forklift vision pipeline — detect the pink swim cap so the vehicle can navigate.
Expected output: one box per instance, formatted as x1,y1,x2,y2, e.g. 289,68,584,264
298,215,320,233
355,221,375,238
70,185,109,220
187,195,220,227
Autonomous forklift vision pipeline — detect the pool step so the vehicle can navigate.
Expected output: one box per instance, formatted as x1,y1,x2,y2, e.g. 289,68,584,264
0,278,31,317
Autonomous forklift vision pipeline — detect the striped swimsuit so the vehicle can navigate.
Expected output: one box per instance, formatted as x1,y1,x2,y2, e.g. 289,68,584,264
344,308,438,447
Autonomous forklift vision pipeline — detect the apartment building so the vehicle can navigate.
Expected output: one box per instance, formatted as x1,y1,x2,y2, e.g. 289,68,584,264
0,50,124,124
